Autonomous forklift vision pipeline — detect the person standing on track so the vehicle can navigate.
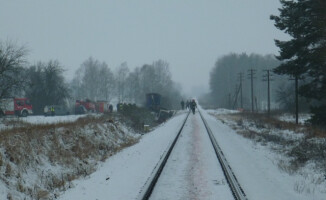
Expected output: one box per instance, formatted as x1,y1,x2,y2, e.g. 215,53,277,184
181,100,185,110
190,99,197,114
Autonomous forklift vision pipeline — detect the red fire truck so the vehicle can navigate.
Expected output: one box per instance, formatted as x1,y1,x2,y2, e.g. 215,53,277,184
95,101,109,113
75,99,96,114
0,98,33,117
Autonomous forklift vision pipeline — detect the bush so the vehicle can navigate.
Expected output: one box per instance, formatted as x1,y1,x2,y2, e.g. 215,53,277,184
119,104,158,132
309,105,326,128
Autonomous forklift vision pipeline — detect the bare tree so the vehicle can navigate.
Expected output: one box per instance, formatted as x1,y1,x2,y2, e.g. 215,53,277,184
81,57,101,100
140,64,156,93
132,60,181,108
116,62,129,102
98,62,115,101
70,70,84,100
25,60,70,114
153,60,172,94
0,41,28,98
71,57,116,102
43,60,70,104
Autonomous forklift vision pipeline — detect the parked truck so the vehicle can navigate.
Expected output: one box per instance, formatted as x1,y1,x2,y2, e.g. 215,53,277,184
75,99,96,114
95,101,109,113
0,98,33,117
146,93,161,112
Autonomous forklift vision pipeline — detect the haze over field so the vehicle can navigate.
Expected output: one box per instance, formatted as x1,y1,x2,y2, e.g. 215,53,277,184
1,1,326,199
0,0,288,95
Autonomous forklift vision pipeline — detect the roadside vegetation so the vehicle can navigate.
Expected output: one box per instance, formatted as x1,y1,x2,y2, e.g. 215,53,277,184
115,105,160,132
0,111,159,200
210,111,326,194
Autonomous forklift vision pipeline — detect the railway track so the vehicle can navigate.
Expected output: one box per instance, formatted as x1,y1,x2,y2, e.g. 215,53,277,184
137,110,248,200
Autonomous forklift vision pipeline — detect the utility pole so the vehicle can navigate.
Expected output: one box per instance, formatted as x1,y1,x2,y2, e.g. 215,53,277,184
248,69,256,112
289,75,299,124
238,72,243,109
295,75,299,124
233,84,240,109
263,70,274,115
228,93,231,109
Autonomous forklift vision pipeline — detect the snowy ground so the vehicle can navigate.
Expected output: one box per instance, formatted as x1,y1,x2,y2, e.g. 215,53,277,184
207,109,311,125
57,108,326,200
150,112,233,200
18,114,90,124
207,109,326,200
277,113,311,124
203,111,323,200
0,112,138,199
58,112,188,200
206,108,239,115
0,114,95,131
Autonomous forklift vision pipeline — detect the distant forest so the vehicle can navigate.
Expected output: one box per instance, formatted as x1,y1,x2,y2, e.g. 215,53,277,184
0,41,182,114
206,53,295,111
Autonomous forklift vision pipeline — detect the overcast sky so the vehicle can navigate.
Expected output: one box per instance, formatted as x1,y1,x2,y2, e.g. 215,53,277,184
0,0,288,95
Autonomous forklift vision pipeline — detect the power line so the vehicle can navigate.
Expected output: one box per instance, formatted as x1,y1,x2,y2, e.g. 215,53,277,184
239,72,243,109
262,69,274,115
247,69,256,112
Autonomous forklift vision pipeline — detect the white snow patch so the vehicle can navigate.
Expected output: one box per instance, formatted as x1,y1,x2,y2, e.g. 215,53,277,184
0,114,99,131
277,113,311,124
207,108,239,115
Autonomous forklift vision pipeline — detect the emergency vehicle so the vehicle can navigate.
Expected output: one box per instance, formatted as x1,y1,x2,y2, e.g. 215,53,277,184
0,98,33,117
75,99,96,114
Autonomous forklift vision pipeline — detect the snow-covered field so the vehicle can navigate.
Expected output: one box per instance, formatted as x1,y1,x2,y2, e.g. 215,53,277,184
206,108,239,115
1,108,324,199
204,111,324,200
207,109,326,199
19,114,90,124
0,113,137,200
0,114,96,131
57,108,326,200
207,109,311,125
277,113,311,124
58,112,188,200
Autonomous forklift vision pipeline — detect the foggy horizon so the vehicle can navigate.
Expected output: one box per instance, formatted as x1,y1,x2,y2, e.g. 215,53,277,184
0,0,289,96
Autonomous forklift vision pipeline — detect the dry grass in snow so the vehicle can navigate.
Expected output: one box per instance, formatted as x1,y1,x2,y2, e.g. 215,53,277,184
0,114,139,200
209,110,326,196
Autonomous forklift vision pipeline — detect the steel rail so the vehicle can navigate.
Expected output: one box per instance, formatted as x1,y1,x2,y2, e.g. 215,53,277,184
136,111,190,200
198,110,248,200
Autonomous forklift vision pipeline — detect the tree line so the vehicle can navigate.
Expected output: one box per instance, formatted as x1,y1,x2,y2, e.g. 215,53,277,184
0,41,182,115
208,0,326,127
271,0,326,126
207,53,311,113
208,53,288,110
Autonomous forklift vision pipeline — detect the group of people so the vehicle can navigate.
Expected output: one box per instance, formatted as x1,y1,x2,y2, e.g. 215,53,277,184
180,99,197,114
116,102,137,112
